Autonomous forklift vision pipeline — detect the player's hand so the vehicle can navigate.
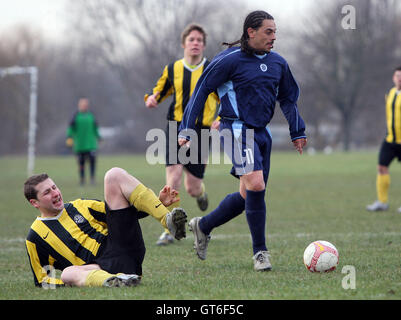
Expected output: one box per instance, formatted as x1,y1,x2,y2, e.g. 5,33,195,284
66,138,73,147
211,120,220,130
145,92,160,108
159,185,180,207
293,138,307,155
178,137,190,148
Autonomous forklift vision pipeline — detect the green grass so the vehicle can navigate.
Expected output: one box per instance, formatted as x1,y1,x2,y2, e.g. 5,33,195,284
0,152,400,300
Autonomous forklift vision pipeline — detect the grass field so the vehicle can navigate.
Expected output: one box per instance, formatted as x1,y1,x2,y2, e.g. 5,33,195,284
0,151,400,301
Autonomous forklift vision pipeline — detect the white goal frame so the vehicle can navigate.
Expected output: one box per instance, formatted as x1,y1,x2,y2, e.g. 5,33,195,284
0,66,38,177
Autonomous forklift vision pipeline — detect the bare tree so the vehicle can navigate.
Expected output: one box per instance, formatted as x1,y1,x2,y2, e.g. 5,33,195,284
65,0,247,151
0,25,127,155
295,0,401,150
0,1,250,155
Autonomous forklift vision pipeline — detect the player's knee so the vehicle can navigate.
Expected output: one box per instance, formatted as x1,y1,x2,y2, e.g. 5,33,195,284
61,266,90,287
247,181,265,192
61,266,79,286
104,167,126,185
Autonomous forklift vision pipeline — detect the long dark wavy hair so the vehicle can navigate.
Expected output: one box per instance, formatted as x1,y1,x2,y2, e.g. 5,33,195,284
222,10,274,55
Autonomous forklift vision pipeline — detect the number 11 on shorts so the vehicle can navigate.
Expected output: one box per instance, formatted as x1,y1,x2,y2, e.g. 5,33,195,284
244,148,254,164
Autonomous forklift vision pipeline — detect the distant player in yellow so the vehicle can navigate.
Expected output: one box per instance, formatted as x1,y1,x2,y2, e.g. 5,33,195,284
24,167,187,287
145,23,219,245
367,66,401,212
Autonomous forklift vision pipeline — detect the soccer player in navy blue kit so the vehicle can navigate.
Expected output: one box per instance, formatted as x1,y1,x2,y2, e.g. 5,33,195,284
178,10,307,271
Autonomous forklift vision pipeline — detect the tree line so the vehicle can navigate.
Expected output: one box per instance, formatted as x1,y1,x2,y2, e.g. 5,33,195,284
0,0,400,155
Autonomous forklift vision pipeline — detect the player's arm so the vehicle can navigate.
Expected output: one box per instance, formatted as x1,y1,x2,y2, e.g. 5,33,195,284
179,54,232,142
93,116,101,140
210,92,221,129
277,62,307,153
144,65,173,108
26,239,64,287
66,112,77,147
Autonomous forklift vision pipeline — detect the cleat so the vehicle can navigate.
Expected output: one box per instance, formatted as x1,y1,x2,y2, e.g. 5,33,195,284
188,217,210,260
103,274,141,287
253,250,272,272
166,208,187,240
156,231,174,246
398,206,401,213
366,200,389,212
196,192,209,211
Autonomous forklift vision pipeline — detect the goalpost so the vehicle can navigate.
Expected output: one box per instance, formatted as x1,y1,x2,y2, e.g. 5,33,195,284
0,66,38,177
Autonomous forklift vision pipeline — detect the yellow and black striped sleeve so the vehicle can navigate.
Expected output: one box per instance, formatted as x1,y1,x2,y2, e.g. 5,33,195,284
26,232,66,287
144,65,174,104
145,59,220,127
385,88,401,144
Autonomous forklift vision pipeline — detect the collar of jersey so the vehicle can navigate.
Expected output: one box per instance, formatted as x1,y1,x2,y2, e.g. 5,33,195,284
254,53,268,59
37,209,64,221
182,57,206,72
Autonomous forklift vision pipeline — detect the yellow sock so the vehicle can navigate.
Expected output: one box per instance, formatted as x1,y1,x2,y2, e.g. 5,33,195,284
85,269,115,287
129,184,169,228
377,174,390,203
163,198,180,234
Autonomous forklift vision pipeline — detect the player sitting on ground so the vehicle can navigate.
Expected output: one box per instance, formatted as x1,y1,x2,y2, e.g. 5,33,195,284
24,167,187,287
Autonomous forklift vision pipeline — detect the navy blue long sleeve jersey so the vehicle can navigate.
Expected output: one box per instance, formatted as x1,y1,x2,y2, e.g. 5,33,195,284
179,47,306,141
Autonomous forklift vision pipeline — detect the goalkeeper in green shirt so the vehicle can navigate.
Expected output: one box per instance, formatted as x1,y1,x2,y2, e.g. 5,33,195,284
66,97,100,185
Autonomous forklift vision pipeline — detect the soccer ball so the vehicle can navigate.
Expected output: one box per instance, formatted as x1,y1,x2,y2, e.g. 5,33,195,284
303,240,339,272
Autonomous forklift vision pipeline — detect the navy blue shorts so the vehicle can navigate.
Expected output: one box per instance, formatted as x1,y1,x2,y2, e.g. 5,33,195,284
220,120,272,183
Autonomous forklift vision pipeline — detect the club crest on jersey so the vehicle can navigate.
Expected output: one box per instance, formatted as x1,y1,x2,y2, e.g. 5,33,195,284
73,214,85,224
260,64,268,72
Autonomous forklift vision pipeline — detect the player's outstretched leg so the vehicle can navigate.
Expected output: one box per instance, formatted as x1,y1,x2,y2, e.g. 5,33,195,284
188,192,245,260
189,217,211,260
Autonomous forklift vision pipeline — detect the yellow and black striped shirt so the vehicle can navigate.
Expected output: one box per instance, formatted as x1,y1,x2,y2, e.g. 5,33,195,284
145,58,220,127
385,87,401,144
25,199,107,287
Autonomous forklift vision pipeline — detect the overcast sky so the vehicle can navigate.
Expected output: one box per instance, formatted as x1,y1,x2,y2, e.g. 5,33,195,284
0,0,66,40
0,0,314,39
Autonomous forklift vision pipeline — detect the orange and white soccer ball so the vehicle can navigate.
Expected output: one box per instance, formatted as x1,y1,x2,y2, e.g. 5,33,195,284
303,240,339,272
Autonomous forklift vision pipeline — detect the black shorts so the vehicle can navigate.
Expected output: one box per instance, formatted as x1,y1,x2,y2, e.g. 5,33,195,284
165,121,209,179
95,204,146,276
378,140,401,166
